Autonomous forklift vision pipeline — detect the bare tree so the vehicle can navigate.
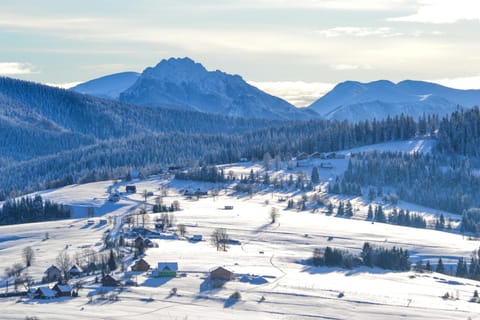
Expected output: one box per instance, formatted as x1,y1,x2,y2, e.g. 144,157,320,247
23,246,34,267
270,207,279,224
56,250,72,281
177,224,187,237
210,228,230,251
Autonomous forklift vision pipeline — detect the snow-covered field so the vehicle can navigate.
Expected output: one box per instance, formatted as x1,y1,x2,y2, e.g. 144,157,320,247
0,159,479,319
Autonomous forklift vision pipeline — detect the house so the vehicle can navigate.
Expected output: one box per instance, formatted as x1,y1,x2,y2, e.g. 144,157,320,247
69,265,83,278
52,283,72,297
156,262,178,277
131,258,150,272
126,185,137,193
310,152,323,159
320,162,334,169
296,152,309,160
210,266,234,281
35,287,57,299
224,205,234,210
43,265,62,283
101,274,120,287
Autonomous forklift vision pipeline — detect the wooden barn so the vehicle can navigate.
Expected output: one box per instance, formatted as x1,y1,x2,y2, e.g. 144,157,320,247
210,266,234,281
101,274,120,287
52,283,72,297
131,258,150,272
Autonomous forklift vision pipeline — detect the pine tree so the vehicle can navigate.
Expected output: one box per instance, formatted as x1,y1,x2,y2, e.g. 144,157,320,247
436,258,445,274
311,166,320,184
367,205,373,221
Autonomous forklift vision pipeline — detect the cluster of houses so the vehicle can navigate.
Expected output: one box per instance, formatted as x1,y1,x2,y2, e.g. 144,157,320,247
34,283,73,299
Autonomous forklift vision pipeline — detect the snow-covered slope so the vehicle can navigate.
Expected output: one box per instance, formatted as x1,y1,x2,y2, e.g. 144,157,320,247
71,72,140,99
119,57,315,120
309,80,480,121
1,170,479,319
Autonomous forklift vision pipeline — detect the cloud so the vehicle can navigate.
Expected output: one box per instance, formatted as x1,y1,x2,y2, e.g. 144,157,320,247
0,62,36,75
249,81,335,107
331,64,372,71
318,27,402,38
431,75,480,90
45,81,81,89
389,0,480,23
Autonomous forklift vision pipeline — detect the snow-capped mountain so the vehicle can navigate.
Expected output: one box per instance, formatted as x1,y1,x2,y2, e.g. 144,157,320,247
118,57,314,120
71,71,140,99
308,80,480,121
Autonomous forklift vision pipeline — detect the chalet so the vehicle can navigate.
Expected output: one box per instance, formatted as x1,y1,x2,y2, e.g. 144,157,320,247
131,258,150,272
156,262,178,277
43,265,61,283
296,152,309,161
69,265,83,278
310,152,323,159
52,283,72,297
210,266,234,281
126,185,137,193
35,286,57,299
101,274,120,287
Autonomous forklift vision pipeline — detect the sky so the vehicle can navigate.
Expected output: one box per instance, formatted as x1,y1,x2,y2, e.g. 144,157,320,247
1,0,480,107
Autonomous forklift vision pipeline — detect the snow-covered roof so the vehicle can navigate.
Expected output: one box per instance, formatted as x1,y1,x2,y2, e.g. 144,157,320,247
36,287,56,297
45,265,61,273
54,284,72,293
69,265,83,273
157,262,178,272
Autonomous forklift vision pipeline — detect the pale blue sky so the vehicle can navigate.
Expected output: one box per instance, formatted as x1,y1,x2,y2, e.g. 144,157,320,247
1,0,479,106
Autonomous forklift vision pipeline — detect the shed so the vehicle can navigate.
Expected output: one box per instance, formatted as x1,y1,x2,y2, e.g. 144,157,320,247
35,287,57,299
52,283,72,297
43,265,61,283
126,185,137,193
156,262,178,277
210,266,234,281
101,274,120,287
131,258,150,272
69,265,83,277
191,234,202,242
224,205,234,210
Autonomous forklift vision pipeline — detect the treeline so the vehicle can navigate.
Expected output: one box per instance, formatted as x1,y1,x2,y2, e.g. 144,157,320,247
437,107,480,156
343,152,480,213
311,242,411,271
0,195,70,225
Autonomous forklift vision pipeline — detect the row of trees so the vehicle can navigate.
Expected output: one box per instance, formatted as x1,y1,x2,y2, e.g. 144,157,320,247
312,242,411,271
0,195,70,225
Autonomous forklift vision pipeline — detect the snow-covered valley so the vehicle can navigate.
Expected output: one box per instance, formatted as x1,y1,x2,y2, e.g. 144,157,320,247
1,145,479,320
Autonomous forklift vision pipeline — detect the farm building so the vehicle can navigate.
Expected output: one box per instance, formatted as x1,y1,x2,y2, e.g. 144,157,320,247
131,258,150,272
43,265,61,283
210,266,234,281
69,265,83,278
35,287,57,299
156,262,178,277
52,283,72,297
101,274,120,287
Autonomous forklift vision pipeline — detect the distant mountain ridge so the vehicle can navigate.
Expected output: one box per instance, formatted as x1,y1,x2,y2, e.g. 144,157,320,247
72,57,315,120
308,80,480,121
71,72,139,99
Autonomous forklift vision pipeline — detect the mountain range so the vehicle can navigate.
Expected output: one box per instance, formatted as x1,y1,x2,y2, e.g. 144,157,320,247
73,58,313,120
72,58,480,122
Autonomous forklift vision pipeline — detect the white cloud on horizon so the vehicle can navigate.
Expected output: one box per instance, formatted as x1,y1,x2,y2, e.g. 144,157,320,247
390,0,480,23
45,81,81,89
0,62,36,75
318,27,402,38
249,81,335,107
431,75,480,90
